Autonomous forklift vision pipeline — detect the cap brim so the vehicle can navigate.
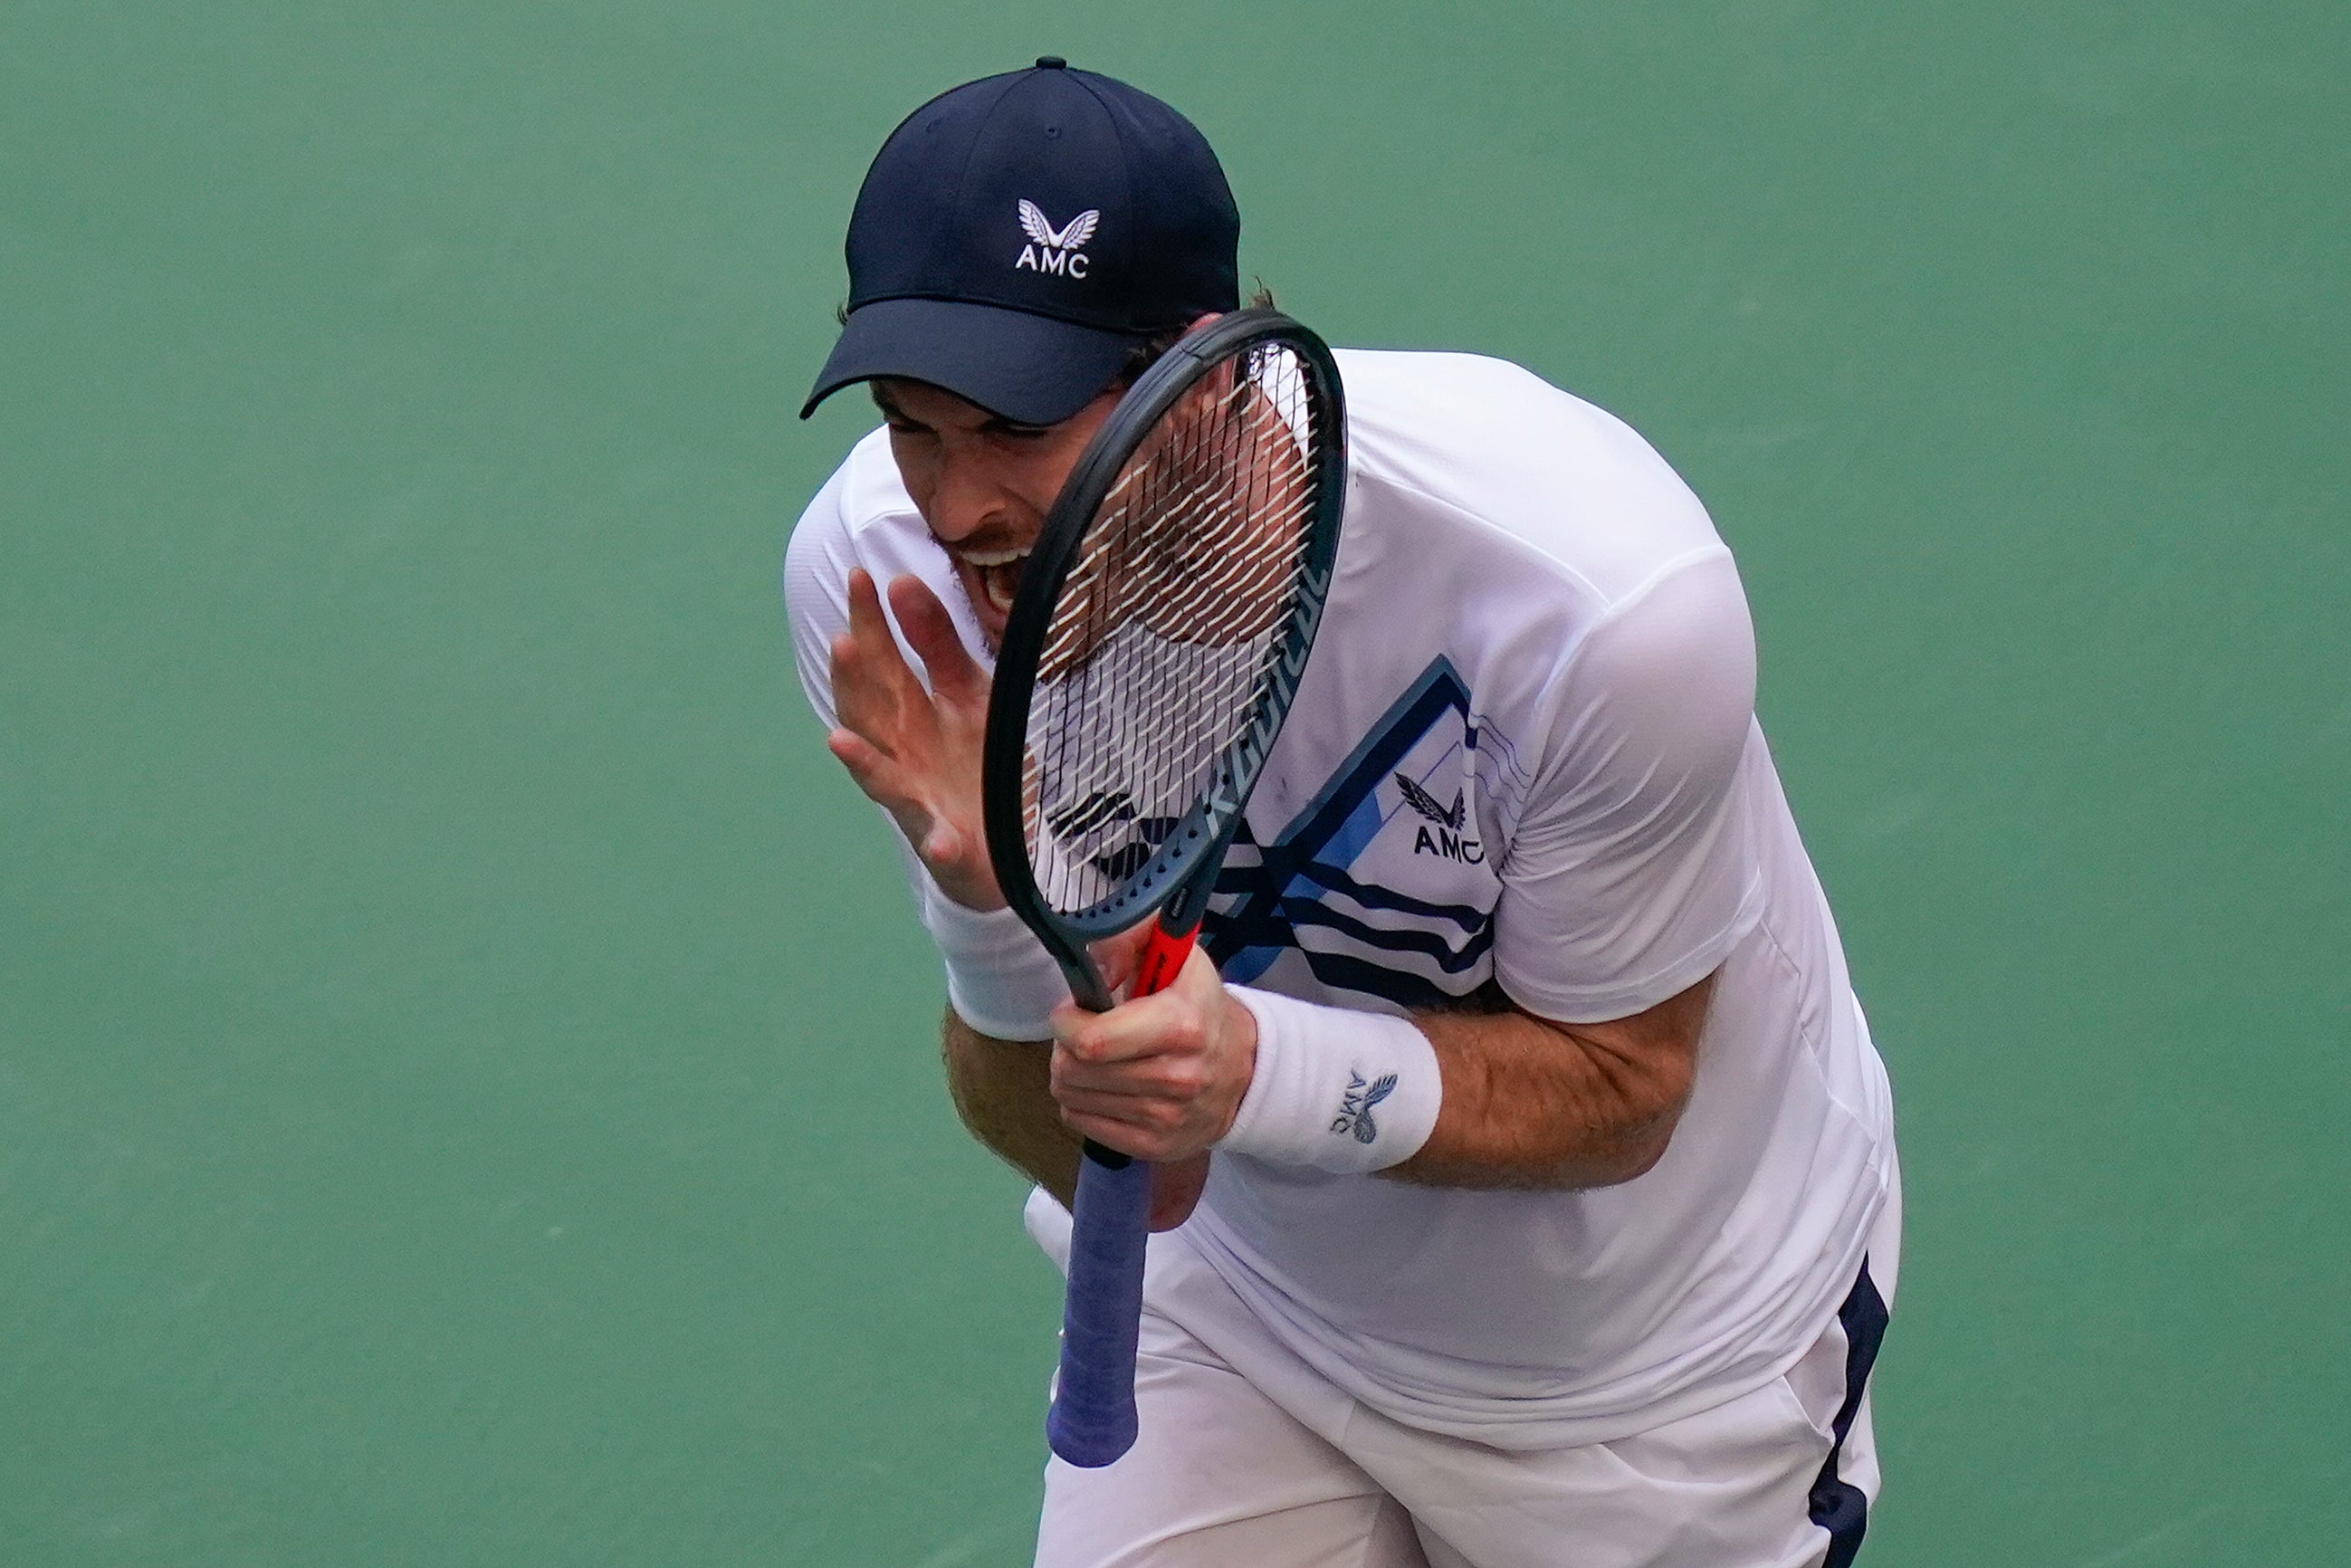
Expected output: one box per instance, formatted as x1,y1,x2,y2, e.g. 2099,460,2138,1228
800,298,1139,425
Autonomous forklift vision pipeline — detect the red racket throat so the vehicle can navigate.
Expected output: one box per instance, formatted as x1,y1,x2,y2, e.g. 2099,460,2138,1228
1131,920,1199,999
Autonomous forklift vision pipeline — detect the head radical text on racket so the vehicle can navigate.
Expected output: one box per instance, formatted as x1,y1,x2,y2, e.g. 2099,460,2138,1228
981,309,1346,1468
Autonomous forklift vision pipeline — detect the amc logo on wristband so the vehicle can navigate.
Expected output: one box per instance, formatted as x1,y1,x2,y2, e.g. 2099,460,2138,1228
1329,1071,1398,1144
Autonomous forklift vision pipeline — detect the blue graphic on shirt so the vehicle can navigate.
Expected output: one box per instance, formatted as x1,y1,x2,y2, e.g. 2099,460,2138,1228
1203,657,1520,1010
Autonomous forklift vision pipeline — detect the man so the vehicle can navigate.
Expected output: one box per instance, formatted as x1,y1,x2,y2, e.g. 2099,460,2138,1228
787,58,1900,1568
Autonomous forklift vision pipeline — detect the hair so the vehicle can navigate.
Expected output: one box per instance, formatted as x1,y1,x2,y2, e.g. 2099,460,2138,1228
1110,282,1277,390
836,282,1277,416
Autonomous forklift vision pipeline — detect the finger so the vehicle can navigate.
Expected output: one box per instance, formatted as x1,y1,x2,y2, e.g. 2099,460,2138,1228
1060,1103,1209,1169
1054,989,1202,1067
845,565,890,636
1061,1099,1211,1166
1061,1112,1161,1162
886,574,989,709
1055,1084,1163,1130
842,568,899,664
827,731,944,857
1054,1037,1208,1098
826,727,920,810
1053,1078,1172,1119
829,629,884,741
1085,926,1154,999
836,570,923,706
1056,1059,1180,1106
1172,941,1225,994
831,617,917,746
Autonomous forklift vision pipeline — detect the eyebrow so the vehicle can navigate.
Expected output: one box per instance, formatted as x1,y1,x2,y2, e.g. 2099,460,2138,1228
869,387,1049,436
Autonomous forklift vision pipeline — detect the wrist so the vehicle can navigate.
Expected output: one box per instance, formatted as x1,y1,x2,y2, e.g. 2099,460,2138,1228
925,894,1069,1041
1216,988,1442,1173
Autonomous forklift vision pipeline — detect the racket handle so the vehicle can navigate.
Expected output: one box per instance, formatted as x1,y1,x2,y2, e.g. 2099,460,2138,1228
1131,918,1199,999
1044,919,1203,1467
1046,1143,1152,1468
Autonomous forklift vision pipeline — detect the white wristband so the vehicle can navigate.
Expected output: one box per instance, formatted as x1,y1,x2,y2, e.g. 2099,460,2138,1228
923,894,1070,1042
1219,988,1442,1173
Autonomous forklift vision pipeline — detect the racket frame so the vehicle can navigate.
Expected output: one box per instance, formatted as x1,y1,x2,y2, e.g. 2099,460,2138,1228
982,308,1346,1010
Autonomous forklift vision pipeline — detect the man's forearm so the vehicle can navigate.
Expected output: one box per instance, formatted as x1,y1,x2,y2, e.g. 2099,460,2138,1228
940,1009,1083,1207
940,969,1706,1200
1391,977,1706,1190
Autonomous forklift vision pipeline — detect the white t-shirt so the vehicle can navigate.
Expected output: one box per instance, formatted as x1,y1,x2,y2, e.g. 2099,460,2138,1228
784,349,1897,1448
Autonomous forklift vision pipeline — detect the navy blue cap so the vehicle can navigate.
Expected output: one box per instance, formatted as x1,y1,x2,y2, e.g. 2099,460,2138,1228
801,60,1241,425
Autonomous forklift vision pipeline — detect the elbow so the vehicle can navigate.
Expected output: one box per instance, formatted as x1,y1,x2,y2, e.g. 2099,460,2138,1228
1556,1112,1682,1189
938,1009,993,1140
1595,1032,1696,1184
1595,1112,1679,1186
1560,1068,1692,1189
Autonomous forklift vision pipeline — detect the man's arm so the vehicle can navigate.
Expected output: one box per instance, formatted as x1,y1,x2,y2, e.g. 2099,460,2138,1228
1033,949,1708,1194
948,985,1701,1197
941,1009,1081,1202
1398,976,1705,1189
943,1008,1216,1229
814,568,1702,1198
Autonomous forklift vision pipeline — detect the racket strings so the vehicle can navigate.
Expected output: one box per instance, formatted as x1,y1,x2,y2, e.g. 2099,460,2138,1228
1024,343,1324,916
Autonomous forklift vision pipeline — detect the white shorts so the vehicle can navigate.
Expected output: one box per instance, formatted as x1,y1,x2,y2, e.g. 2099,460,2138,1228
1027,1162,1900,1568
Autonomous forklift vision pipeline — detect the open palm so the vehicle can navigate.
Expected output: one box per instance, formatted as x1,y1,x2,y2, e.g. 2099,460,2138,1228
827,568,1001,912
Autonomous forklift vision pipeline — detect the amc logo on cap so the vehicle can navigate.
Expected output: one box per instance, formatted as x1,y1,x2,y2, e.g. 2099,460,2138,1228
1015,200,1100,279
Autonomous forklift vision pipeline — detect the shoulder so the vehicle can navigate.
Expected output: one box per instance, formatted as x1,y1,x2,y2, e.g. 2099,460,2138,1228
783,426,924,631
1316,351,1757,811
783,427,950,726
1333,349,1723,611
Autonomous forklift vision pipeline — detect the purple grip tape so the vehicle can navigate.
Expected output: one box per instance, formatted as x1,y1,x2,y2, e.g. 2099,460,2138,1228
1046,1148,1152,1467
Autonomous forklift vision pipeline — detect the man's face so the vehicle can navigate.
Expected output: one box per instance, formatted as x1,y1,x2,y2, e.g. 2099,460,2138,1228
871,378,1121,647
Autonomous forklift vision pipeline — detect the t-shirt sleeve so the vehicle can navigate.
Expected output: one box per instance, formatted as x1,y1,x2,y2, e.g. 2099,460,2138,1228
781,463,859,733
1491,550,1763,1023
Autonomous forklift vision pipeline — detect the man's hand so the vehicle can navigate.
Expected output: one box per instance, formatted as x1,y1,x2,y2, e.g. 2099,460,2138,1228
827,568,1000,911
1048,939,1257,1165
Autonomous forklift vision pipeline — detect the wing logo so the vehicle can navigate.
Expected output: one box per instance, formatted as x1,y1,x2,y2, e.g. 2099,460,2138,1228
1393,771,1483,865
1016,199,1099,279
1330,1071,1398,1144
1393,773,1464,830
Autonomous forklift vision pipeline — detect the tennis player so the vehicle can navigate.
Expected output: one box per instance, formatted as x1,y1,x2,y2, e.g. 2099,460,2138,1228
787,59,1901,1568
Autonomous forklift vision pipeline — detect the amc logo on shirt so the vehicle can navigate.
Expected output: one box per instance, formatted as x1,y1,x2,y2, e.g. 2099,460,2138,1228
1392,771,1484,864
1205,658,1527,1014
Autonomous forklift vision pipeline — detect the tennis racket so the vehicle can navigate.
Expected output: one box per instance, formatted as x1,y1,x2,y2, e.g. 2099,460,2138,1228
981,309,1346,1468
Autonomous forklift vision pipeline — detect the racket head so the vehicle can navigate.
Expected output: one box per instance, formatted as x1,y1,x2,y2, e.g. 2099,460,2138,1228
982,310,1345,1005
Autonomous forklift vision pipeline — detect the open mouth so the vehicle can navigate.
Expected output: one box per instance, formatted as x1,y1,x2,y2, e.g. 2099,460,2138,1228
960,546,1030,617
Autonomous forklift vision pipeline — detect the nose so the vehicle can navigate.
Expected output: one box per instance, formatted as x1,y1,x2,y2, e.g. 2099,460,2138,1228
924,448,1009,545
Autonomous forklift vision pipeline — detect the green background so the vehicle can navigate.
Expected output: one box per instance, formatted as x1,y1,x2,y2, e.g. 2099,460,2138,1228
4,2,2344,1563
